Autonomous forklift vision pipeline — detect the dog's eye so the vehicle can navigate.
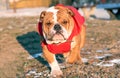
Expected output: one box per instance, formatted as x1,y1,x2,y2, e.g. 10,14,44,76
62,20,67,24
46,22,51,26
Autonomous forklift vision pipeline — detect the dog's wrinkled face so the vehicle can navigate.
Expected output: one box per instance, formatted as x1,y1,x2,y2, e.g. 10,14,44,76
40,6,74,44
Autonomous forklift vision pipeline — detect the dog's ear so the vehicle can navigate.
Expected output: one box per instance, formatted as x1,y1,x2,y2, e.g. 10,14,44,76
67,9,74,16
40,11,46,22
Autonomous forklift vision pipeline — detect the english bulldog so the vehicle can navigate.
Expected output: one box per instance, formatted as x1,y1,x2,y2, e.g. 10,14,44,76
38,4,86,77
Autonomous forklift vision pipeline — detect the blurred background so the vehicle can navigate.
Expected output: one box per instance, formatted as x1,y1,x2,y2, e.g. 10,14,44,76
0,0,120,19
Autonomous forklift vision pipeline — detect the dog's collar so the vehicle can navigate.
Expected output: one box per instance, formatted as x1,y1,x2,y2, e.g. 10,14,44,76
38,4,84,54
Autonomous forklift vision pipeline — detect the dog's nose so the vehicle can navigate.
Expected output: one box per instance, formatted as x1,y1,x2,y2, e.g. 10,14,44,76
54,24,61,31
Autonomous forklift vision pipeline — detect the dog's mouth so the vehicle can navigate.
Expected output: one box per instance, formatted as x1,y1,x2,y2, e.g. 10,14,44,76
47,32,66,44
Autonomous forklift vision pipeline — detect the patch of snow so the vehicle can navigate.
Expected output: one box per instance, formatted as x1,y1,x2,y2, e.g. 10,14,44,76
104,54,112,57
96,61,114,67
36,72,42,76
96,61,104,66
109,59,120,64
100,63,114,67
82,58,88,63
34,75,40,78
90,38,95,41
28,70,36,74
27,53,43,59
26,73,31,76
95,54,112,60
95,56,105,59
96,50,103,53
95,58,120,67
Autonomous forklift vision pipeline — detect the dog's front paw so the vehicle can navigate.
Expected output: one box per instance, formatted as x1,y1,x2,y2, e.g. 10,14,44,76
50,70,63,77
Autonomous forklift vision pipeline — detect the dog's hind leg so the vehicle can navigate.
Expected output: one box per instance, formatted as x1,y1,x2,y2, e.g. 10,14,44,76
80,25,86,49
76,25,86,64
66,25,86,64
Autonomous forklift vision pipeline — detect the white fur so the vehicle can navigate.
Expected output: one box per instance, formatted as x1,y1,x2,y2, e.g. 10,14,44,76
47,6,58,23
49,55,60,71
49,55,63,76
61,26,70,39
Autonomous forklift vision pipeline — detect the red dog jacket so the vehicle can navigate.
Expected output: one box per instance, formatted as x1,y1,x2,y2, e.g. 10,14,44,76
38,4,84,54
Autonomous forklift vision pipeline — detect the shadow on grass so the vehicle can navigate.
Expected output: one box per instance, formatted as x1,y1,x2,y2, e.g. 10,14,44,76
16,31,48,66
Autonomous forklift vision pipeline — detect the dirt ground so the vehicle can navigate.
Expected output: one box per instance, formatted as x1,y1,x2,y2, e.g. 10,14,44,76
0,16,120,78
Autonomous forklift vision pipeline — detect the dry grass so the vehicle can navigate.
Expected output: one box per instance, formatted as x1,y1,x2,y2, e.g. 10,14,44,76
0,16,120,78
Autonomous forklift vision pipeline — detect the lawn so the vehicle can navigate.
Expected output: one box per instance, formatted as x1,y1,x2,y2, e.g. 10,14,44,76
0,16,120,78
